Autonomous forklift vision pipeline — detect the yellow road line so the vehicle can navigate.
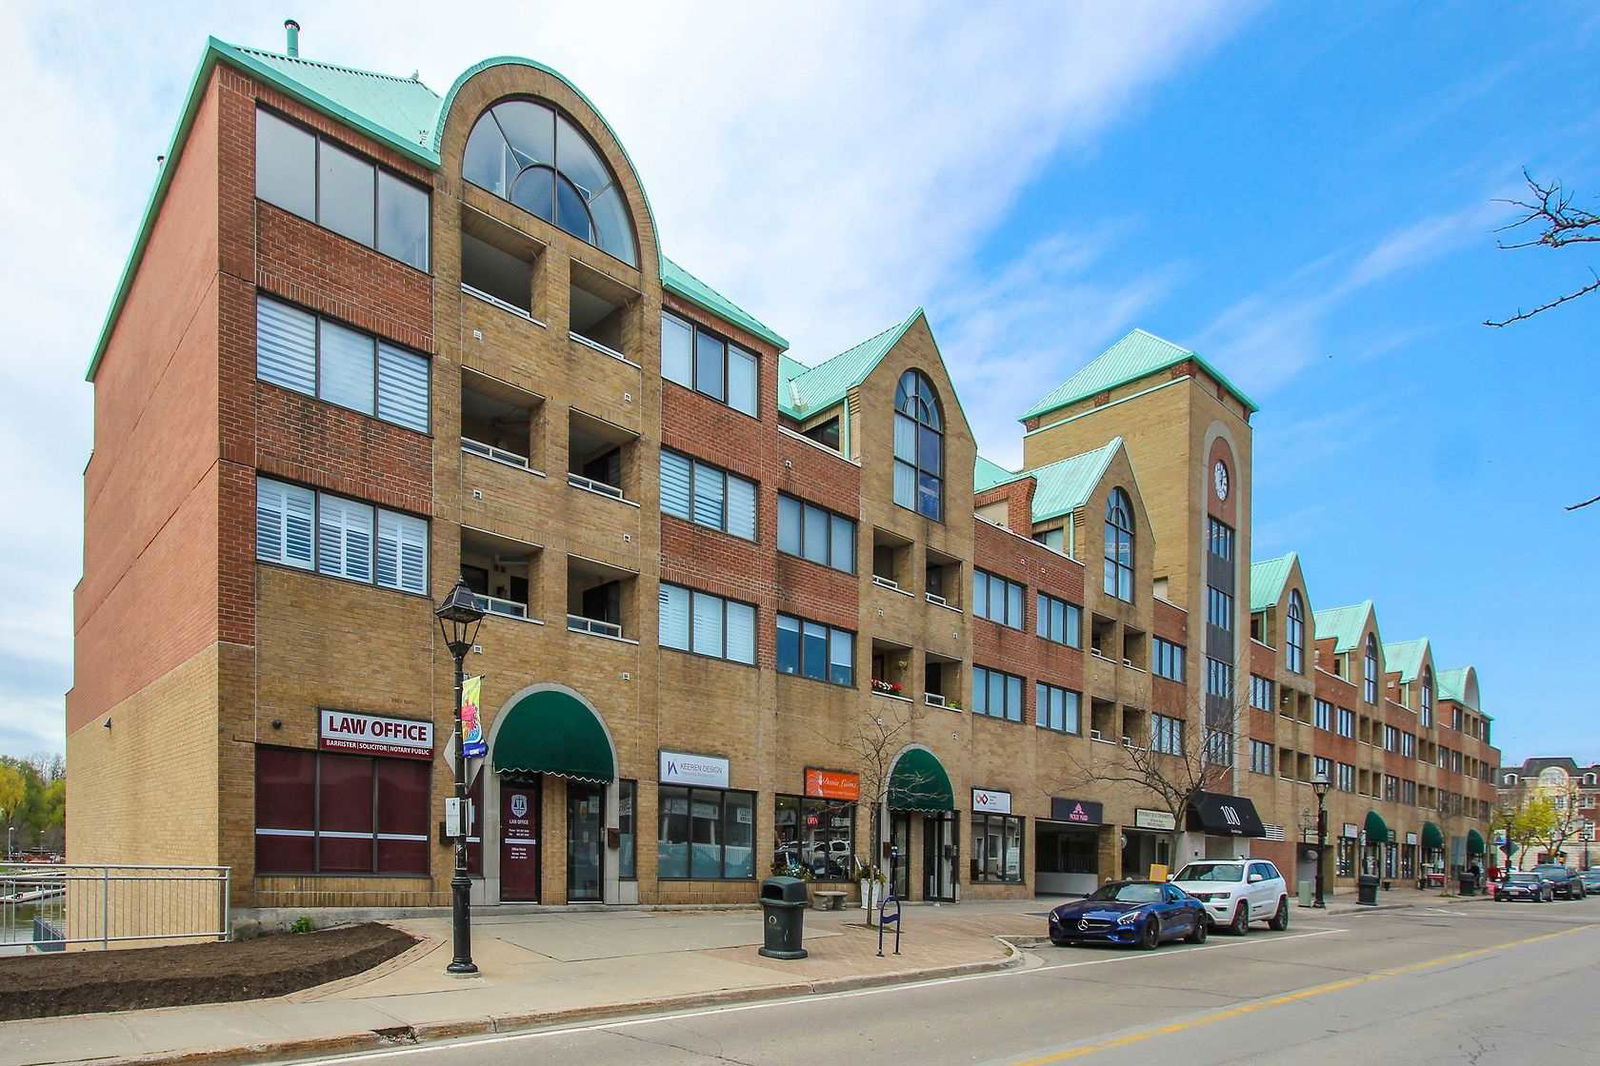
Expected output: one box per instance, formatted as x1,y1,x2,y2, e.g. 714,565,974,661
1010,923,1597,1064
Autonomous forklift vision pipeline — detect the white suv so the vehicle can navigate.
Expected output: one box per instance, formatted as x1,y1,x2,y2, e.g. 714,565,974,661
1170,859,1290,935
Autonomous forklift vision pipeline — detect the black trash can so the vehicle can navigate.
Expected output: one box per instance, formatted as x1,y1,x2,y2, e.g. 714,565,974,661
1458,874,1477,896
1357,874,1381,906
759,876,809,959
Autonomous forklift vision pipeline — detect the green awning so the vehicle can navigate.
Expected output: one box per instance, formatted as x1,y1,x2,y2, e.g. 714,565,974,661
888,748,954,812
1466,828,1486,855
1421,822,1445,850
492,690,614,783
1364,810,1390,845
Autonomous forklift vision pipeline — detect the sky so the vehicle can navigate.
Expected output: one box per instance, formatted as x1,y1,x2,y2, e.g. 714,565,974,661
0,1,1595,765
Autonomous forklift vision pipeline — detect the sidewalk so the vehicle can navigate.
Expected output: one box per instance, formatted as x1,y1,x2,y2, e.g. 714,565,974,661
0,902,1036,1066
1296,883,1494,915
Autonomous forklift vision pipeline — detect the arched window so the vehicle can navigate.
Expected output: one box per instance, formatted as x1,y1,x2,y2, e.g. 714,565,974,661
1286,591,1305,674
1420,666,1434,727
1363,633,1378,703
463,100,638,266
892,371,942,520
1103,488,1134,601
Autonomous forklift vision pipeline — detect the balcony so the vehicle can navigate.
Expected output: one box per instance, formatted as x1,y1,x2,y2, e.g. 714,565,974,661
871,527,913,591
566,554,637,643
871,637,913,701
924,652,963,711
461,368,544,474
568,259,636,365
460,214,544,324
567,409,638,505
925,547,962,611
460,528,541,624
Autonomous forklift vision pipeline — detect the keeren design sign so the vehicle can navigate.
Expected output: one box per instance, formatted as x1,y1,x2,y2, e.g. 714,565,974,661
320,710,433,760
1050,798,1104,825
972,788,1012,814
660,750,730,789
804,768,861,801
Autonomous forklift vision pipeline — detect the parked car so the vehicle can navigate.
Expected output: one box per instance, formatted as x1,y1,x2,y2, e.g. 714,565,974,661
1579,869,1600,894
1530,864,1586,900
1048,880,1208,950
1495,871,1553,902
1169,858,1290,935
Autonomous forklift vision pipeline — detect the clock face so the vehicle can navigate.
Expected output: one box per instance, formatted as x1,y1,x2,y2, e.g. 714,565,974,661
1213,461,1230,501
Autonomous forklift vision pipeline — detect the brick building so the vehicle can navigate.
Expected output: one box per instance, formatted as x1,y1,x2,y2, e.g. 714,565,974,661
66,29,1502,913
1496,757,1600,869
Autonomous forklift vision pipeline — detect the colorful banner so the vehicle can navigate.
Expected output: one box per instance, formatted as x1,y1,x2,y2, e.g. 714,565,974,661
804,768,861,801
461,675,486,758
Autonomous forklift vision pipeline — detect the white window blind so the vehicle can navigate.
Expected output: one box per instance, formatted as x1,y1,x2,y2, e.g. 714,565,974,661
256,297,316,395
376,343,429,432
377,510,427,594
725,601,756,664
692,461,724,529
319,321,375,415
829,514,854,570
727,346,757,416
725,475,756,540
777,495,801,555
661,312,693,387
660,450,692,520
658,583,690,650
317,495,374,582
256,478,315,569
691,591,723,657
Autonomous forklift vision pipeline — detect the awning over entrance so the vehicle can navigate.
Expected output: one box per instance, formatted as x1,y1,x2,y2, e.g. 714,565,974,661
1186,792,1266,837
492,690,614,783
888,748,954,812
1421,821,1445,850
1466,828,1486,855
1364,810,1390,845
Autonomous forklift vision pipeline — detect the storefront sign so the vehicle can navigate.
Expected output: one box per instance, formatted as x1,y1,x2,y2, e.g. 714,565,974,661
972,788,1012,814
1051,798,1104,825
319,710,433,760
1134,808,1176,831
1405,832,1418,846
461,676,486,759
1342,823,1360,839
804,768,861,801
659,750,730,788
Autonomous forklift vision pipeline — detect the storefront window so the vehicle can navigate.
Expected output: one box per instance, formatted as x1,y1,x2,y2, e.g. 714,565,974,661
618,780,637,880
774,795,856,881
658,785,755,880
1336,838,1355,878
970,813,1024,883
254,746,430,876
1384,842,1399,878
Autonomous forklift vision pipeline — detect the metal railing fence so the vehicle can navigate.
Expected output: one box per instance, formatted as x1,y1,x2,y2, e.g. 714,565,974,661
1,864,229,953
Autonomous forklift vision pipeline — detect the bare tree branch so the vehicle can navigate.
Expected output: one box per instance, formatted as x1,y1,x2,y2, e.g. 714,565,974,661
1483,269,1600,327
1486,171,1599,329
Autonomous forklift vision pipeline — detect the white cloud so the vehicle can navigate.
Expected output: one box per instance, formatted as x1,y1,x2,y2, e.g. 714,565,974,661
0,0,1257,755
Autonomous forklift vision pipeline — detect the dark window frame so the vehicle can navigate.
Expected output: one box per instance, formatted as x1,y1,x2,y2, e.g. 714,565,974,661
1103,488,1135,601
776,613,856,688
970,812,1025,883
892,370,944,521
660,309,760,418
656,784,758,881
777,493,857,573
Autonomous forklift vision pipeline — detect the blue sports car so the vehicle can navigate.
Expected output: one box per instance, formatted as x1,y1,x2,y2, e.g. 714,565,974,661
1048,880,1209,949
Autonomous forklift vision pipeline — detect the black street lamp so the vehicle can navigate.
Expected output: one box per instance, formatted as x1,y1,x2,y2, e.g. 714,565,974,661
1311,771,1331,908
436,579,486,976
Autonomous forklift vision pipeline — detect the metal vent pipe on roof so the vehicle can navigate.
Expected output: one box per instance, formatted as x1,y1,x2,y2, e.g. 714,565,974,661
284,19,300,57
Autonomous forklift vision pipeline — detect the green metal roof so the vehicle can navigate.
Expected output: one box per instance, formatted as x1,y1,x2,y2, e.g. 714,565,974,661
1382,639,1429,683
1249,553,1298,613
778,308,923,419
1313,601,1375,654
974,455,1019,493
1020,327,1259,424
1436,667,1480,710
1027,438,1124,523
86,37,784,379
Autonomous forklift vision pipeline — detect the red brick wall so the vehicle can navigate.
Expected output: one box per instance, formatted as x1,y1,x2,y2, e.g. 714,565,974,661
974,479,1035,533
971,520,1085,724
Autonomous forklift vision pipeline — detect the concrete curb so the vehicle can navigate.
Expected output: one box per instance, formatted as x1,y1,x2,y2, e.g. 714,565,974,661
50,939,1024,1066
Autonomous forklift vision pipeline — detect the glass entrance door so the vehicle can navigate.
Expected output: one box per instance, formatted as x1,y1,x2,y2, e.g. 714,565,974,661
922,812,958,901
890,813,911,900
567,780,604,902
499,777,541,902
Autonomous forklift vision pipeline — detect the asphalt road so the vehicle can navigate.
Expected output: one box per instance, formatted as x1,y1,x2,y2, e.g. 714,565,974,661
293,899,1600,1065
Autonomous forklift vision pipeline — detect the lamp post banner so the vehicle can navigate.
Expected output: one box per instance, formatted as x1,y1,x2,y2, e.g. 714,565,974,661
461,676,486,758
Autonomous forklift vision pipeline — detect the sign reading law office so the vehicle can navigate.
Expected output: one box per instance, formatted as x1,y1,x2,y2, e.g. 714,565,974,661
319,710,433,760
659,750,730,789
805,768,861,801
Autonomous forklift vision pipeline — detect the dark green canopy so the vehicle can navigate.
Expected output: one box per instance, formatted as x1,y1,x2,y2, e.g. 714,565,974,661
1364,810,1390,845
1421,822,1445,850
1466,828,1486,856
888,748,954,812
492,690,614,783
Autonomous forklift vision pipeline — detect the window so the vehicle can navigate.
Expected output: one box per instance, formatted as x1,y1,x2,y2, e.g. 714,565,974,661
1402,779,1417,806
1314,756,1333,782
1205,728,1234,766
973,667,1024,722
1337,763,1355,792
777,494,856,573
1206,657,1234,700
617,780,637,880
1364,633,1379,703
1314,699,1333,731
1151,714,1183,756
463,99,637,266
1207,518,1233,560
1336,707,1356,738
661,311,758,416
1035,527,1065,554
1103,488,1134,600
1035,683,1081,734
1206,587,1234,631
974,570,1026,629
256,296,430,432
1420,666,1434,727
1250,740,1274,775
1383,724,1400,752
657,786,755,879
893,370,943,520
1249,675,1275,712
257,477,427,594
660,450,757,540
1383,775,1398,802
1401,732,1416,758
1286,591,1305,673
774,795,856,881
971,813,1024,883
776,614,854,687
255,109,429,270
1035,593,1081,646
254,746,429,875
658,584,756,665
1153,638,1185,682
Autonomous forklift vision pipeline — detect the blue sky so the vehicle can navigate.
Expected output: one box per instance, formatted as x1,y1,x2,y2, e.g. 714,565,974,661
0,1,1593,764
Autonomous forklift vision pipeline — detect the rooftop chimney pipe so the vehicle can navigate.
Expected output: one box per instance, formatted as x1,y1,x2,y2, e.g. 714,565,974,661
284,19,300,57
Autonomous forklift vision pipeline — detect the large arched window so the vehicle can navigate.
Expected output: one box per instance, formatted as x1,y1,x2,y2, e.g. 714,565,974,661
1363,633,1379,703
1420,666,1434,727
1286,591,1305,674
1103,488,1134,601
463,100,638,266
893,371,942,520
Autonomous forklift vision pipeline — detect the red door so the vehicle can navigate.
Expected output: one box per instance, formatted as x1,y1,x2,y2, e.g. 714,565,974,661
500,779,540,902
